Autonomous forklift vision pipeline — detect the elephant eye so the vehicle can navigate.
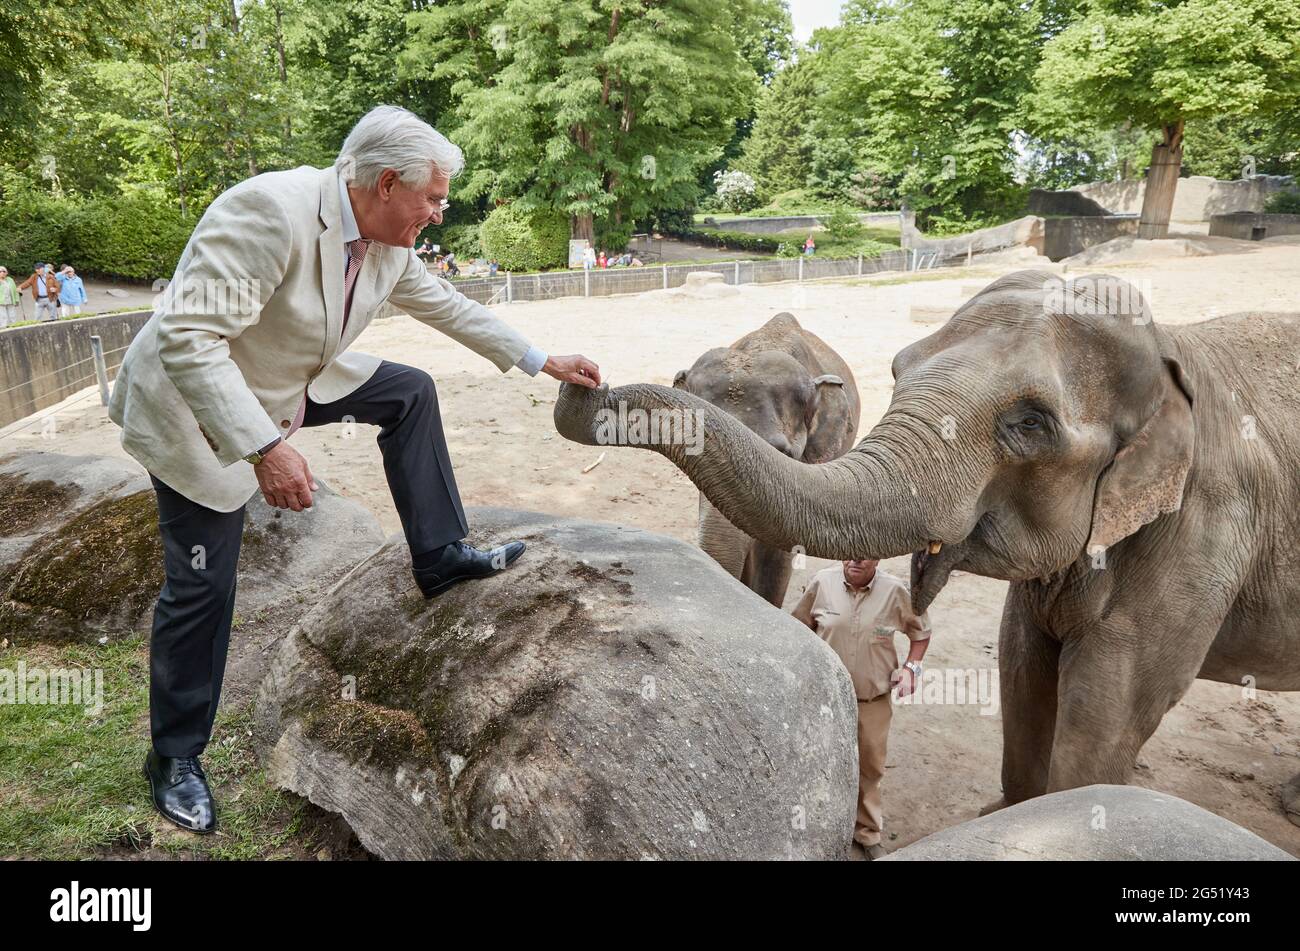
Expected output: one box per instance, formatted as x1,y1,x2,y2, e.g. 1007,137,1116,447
1018,413,1043,430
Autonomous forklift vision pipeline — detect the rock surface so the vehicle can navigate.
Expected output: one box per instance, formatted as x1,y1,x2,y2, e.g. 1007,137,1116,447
884,785,1296,860
0,451,384,645
254,507,858,860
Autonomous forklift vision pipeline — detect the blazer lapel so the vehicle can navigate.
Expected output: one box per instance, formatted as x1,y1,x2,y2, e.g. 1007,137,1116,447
318,167,344,364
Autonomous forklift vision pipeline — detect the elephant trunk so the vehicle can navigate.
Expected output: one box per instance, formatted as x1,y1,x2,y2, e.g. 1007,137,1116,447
554,382,955,561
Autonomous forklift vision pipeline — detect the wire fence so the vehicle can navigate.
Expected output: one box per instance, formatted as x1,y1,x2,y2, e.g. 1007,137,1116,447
2,248,958,436
446,249,935,306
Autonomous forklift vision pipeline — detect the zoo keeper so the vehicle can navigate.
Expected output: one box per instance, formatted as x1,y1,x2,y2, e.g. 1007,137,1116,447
791,558,932,859
108,104,601,835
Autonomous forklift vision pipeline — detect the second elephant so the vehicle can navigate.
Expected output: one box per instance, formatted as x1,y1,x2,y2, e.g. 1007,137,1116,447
672,313,860,605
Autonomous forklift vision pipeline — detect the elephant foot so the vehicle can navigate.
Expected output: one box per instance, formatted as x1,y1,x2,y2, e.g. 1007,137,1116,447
1283,772,1300,829
978,796,1009,817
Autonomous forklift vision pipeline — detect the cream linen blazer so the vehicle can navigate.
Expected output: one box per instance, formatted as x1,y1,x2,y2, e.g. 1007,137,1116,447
108,164,533,511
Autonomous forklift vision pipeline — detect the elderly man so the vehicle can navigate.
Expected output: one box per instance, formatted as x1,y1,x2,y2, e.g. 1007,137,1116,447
108,105,601,834
791,558,932,859
18,262,58,321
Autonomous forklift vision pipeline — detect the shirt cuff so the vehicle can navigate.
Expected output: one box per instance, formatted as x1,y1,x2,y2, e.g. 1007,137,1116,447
515,346,548,376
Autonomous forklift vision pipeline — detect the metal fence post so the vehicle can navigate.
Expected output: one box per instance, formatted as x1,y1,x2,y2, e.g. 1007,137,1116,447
506,272,514,303
584,268,590,298
89,335,110,406
857,252,863,275
734,261,740,284
662,264,668,289
798,255,804,282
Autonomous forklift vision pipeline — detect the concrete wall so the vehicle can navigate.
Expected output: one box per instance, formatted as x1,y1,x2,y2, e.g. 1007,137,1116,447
702,212,900,234
1208,212,1300,241
0,310,151,429
900,211,1045,261
1027,188,1110,217
1072,175,1293,222
1042,216,1140,261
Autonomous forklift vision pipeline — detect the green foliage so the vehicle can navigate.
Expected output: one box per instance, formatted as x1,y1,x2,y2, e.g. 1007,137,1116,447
429,223,483,259
404,0,760,240
595,220,635,253
479,204,570,272
665,227,782,254
1034,0,1300,137
815,0,1042,227
1264,189,1300,215
822,207,864,242
64,193,196,281
0,176,77,268
734,56,818,199
0,176,195,281
774,235,895,260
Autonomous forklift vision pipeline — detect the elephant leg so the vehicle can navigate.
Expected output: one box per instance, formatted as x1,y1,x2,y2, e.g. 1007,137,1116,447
991,588,1060,812
1045,613,1220,793
741,541,794,608
696,495,748,580
1283,773,1300,829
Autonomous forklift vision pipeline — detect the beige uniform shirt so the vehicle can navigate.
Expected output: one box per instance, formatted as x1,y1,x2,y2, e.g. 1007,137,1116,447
791,566,932,700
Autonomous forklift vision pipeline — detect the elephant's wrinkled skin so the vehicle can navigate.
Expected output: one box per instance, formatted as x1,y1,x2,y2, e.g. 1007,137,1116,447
554,270,1300,822
673,313,860,605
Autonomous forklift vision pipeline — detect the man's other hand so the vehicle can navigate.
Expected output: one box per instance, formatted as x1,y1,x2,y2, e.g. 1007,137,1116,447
254,441,318,511
543,354,601,388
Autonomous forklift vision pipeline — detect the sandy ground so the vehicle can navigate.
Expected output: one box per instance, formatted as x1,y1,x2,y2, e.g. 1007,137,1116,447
5,240,1299,856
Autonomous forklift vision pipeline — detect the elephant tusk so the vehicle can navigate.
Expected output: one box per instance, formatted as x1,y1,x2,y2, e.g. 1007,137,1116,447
928,540,943,555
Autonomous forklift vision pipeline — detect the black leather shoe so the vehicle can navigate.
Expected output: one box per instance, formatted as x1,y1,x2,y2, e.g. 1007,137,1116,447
143,751,217,834
412,540,526,598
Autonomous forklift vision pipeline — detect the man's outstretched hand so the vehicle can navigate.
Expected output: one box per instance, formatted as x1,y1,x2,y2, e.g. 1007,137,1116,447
543,354,601,388
254,440,318,511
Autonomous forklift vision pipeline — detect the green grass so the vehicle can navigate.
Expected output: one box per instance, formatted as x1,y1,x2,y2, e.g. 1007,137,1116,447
0,306,146,332
0,636,308,860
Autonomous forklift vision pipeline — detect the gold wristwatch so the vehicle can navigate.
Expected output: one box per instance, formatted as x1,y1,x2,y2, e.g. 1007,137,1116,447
243,437,282,465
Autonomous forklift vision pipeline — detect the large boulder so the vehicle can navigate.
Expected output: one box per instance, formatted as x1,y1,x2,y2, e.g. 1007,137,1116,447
254,507,858,860
884,785,1295,861
0,451,385,645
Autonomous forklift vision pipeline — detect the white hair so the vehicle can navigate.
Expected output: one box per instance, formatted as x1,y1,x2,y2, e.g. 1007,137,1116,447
336,105,464,190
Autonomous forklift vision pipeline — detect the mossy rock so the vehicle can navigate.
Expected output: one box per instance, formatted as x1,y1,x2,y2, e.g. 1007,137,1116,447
0,489,162,644
0,452,385,646
255,507,858,860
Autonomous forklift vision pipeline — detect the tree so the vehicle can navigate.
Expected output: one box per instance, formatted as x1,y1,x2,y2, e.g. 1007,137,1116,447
814,0,1042,227
734,54,818,199
1034,0,1300,238
404,0,758,241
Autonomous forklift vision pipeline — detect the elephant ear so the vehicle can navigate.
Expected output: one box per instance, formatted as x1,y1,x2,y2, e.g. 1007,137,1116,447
1088,358,1195,552
804,374,852,464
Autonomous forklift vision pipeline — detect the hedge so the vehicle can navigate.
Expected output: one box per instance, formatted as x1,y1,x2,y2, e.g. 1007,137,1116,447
479,204,569,271
0,187,196,281
663,226,782,254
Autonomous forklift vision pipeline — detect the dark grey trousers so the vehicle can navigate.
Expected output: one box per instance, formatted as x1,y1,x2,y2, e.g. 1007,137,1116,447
148,361,467,756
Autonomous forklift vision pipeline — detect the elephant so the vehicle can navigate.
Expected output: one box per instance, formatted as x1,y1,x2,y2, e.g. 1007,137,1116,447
553,269,1300,824
672,313,860,605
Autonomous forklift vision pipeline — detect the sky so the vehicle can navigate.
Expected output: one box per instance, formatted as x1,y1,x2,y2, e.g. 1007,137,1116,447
787,0,846,42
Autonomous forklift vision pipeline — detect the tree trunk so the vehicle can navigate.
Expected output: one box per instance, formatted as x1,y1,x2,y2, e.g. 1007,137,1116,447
572,213,594,242
1137,120,1184,240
